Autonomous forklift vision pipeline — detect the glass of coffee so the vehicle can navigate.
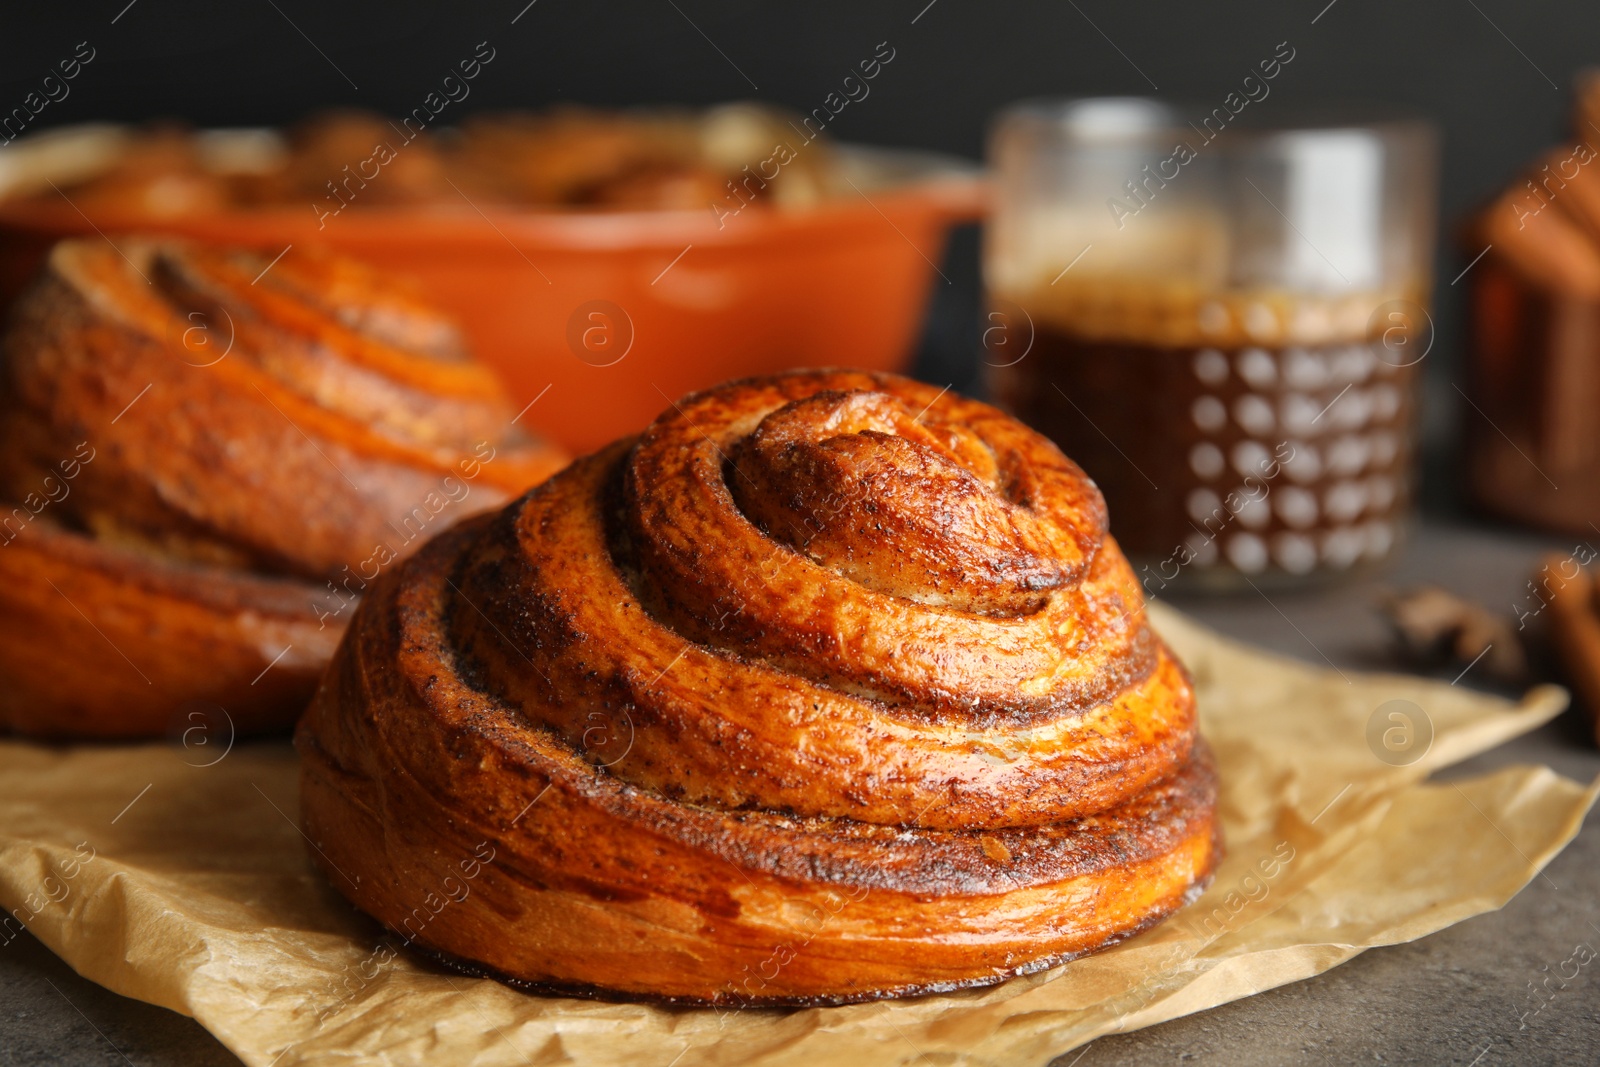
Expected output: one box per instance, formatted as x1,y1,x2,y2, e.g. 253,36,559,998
985,98,1437,590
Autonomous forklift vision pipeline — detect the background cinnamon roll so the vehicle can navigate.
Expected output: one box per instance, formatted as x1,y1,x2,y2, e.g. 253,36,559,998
297,370,1218,1005
0,238,564,739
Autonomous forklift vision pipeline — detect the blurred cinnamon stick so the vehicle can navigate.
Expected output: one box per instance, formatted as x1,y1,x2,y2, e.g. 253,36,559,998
1545,553,1600,744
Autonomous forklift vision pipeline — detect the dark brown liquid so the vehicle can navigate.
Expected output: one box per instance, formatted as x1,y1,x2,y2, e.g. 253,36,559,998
993,324,1418,585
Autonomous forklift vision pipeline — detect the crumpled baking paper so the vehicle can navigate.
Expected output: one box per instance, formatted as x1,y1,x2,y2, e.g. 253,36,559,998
0,603,1594,1067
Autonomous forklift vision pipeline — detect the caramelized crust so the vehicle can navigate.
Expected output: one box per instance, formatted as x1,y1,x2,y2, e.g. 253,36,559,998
297,371,1218,1003
0,517,337,737
0,239,565,738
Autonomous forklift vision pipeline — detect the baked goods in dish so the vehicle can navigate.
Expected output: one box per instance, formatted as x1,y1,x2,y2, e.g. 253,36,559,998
3,105,838,215
0,238,564,739
296,370,1218,1005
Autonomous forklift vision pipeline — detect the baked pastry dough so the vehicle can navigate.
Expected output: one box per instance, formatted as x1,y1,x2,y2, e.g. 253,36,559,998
297,370,1218,1004
0,238,564,738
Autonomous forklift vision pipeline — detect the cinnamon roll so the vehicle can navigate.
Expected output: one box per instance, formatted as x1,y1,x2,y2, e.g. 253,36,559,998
0,238,564,739
297,370,1218,1005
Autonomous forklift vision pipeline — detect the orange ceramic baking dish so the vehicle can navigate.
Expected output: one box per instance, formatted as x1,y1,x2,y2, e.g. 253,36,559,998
0,133,984,453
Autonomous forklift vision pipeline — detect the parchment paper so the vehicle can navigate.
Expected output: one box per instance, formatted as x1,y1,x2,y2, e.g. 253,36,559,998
0,603,1594,1067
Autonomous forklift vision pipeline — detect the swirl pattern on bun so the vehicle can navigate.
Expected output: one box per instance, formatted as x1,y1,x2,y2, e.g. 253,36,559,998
0,238,564,738
297,370,1218,1004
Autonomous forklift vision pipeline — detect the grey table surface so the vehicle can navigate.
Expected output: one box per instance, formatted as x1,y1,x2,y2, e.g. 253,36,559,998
3,517,1598,1067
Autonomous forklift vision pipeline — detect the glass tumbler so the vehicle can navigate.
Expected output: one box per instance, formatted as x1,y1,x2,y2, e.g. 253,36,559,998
985,98,1437,590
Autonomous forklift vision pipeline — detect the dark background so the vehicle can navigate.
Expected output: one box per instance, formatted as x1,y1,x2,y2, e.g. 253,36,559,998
3,0,1596,507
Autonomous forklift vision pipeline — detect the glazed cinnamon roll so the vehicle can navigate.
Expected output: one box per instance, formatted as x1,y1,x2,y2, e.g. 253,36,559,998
0,238,564,739
297,370,1218,1004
